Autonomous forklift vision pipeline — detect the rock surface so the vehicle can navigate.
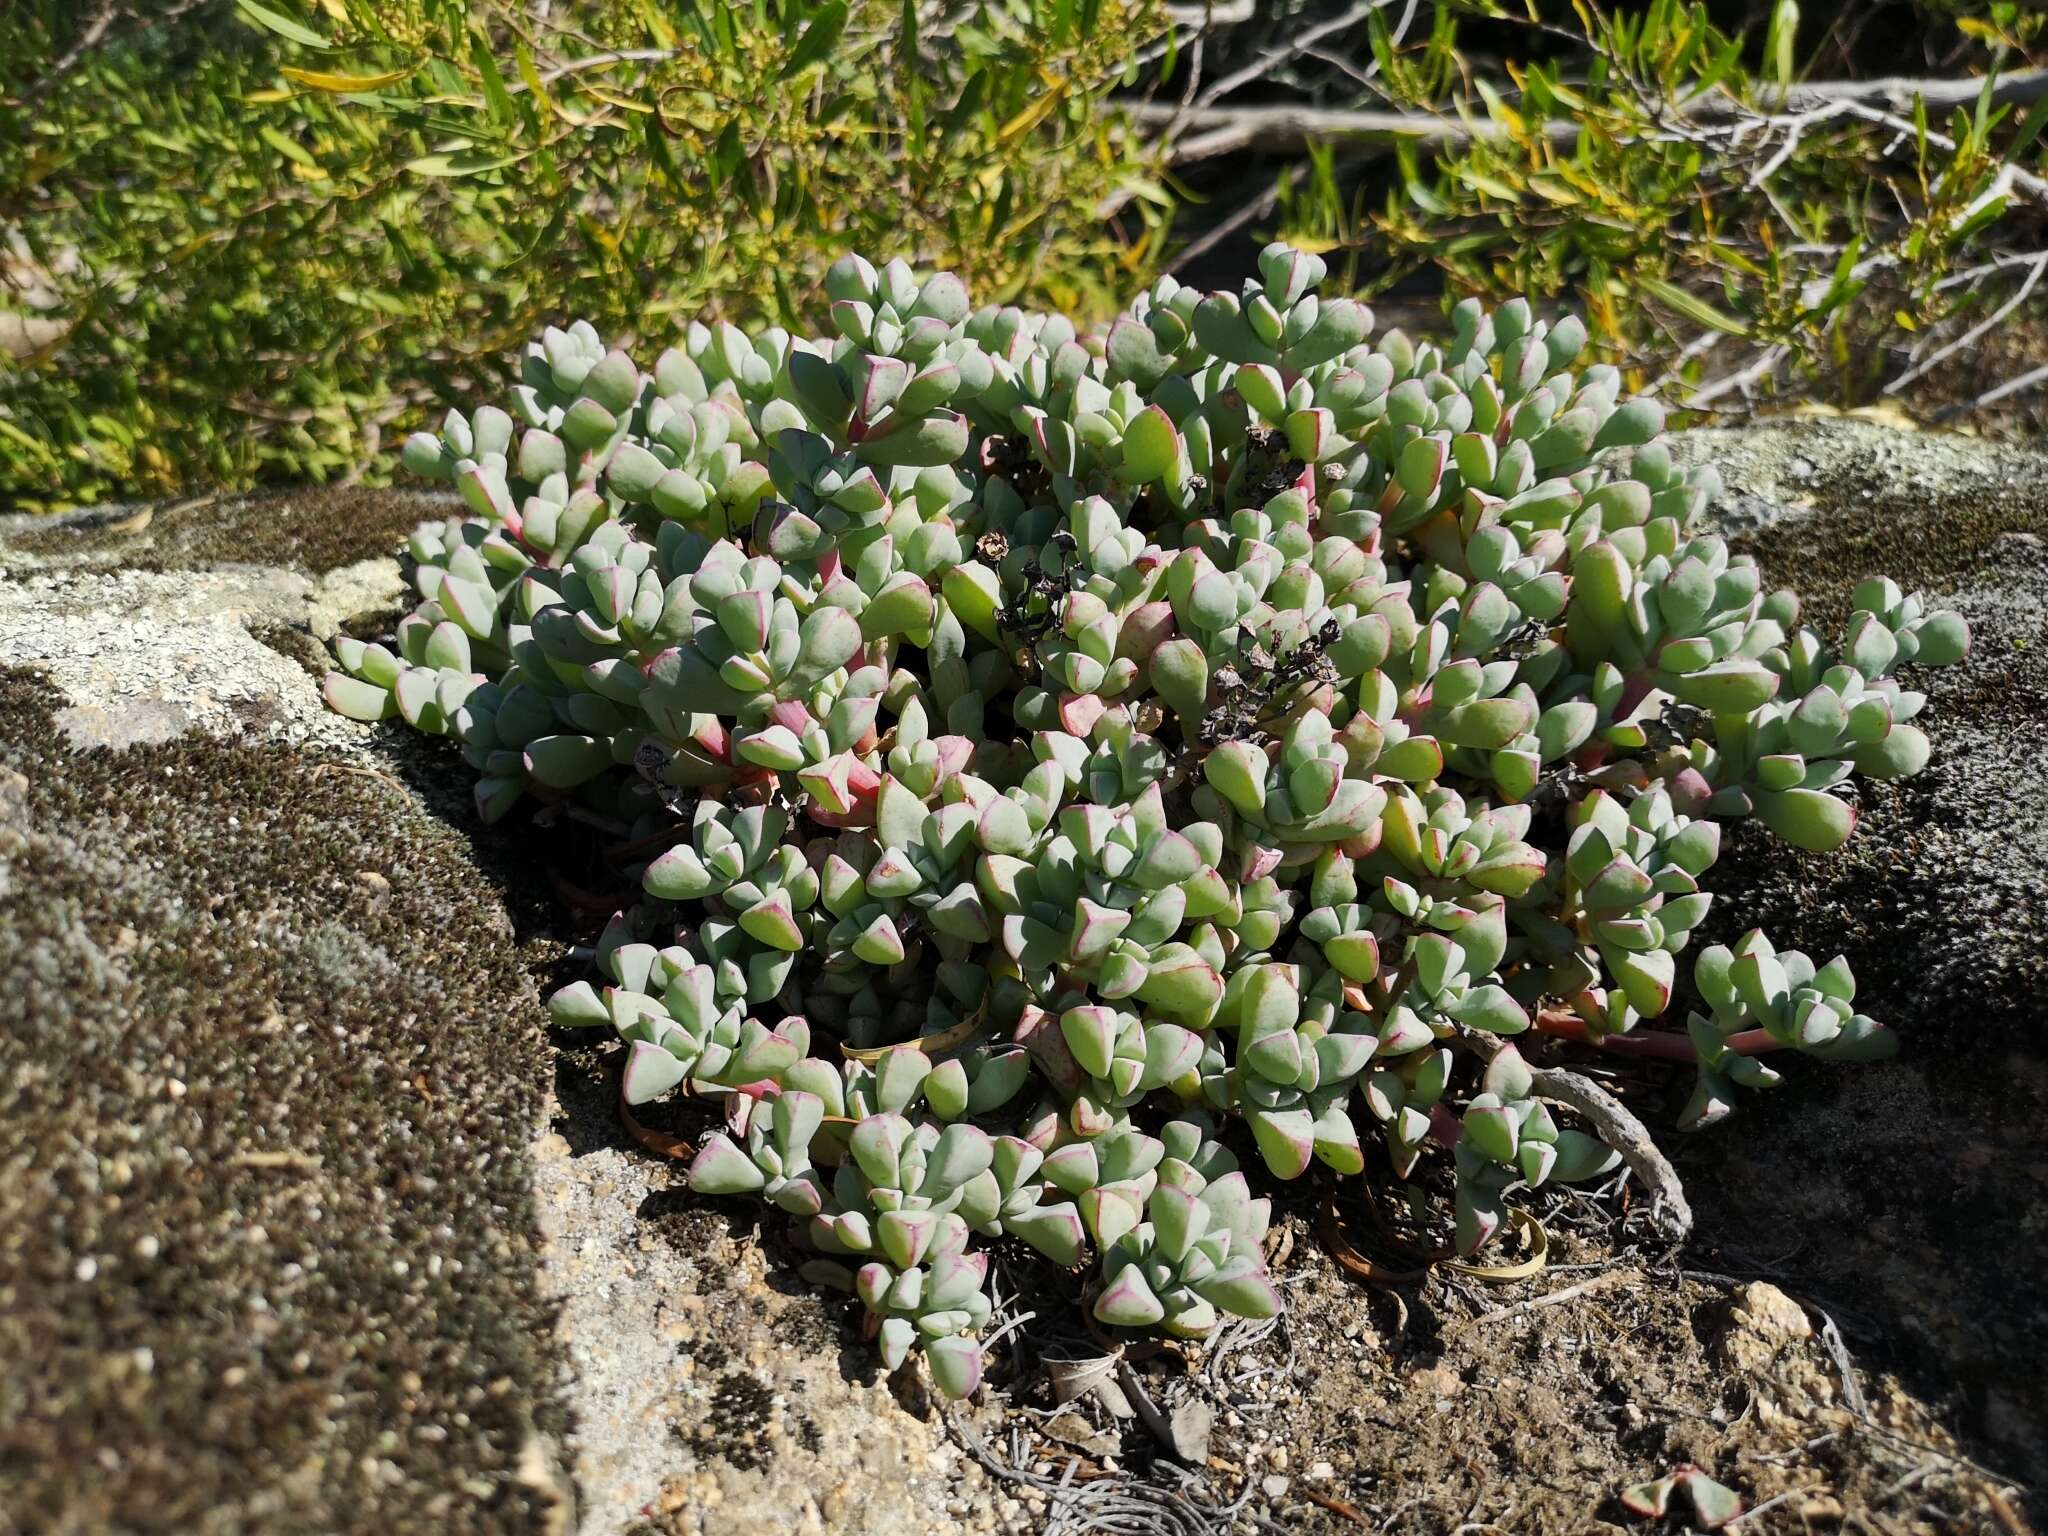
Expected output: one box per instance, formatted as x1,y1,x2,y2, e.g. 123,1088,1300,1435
0,488,1000,1536
1,429,2042,1534
1676,416,2048,1487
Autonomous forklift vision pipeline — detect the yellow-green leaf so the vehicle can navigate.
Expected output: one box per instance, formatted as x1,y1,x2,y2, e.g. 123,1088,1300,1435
404,149,531,177
997,83,1065,146
1454,165,1524,203
778,1,849,81
514,42,585,126
280,65,413,93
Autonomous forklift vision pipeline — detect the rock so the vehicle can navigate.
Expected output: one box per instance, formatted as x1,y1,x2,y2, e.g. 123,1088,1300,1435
1673,417,2048,1483
1715,1283,1813,1375
1168,1398,1214,1464
0,568,569,1530
1043,1411,1119,1459
1409,1364,1465,1403
0,492,980,1536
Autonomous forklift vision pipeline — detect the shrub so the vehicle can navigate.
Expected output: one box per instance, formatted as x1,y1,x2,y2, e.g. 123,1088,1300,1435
0,0,1166,510
1166,0,2048,410
326,245,1967,1399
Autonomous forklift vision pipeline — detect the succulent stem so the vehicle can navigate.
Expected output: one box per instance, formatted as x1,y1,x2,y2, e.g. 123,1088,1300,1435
1535,1010,1786,1062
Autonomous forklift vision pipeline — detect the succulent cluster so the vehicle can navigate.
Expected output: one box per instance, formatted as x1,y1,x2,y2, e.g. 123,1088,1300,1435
329,248,1966,1400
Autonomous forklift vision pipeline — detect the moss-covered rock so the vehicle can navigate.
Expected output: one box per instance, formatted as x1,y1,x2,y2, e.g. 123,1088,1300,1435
1674,417,2048,1484
0,666,572,1534
1,485,459,578
0,498,1008,1536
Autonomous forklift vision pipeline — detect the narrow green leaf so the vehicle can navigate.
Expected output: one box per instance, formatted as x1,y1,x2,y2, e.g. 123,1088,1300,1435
2008,88,2048,163
258,124,319,169
235,0,330,48
1640,276,1750,337
778,1,848,80
404,149,531,177
472,33,517,125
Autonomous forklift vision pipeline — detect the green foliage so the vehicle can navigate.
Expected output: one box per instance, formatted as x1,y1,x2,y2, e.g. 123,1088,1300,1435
0,0,1169,510
329,245,1965,1399
1271,0,2048,406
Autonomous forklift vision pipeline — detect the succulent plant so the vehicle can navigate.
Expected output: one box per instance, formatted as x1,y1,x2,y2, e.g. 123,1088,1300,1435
802,1113,997,1398
1212,962,1378,1178
1451,1044,1622,1252
1093,1167,1282,1336
332,246,1967,1400
1680,930,1895,1129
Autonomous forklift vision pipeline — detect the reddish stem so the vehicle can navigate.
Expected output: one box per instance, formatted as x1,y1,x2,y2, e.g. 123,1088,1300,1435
1533,1009,1785,1062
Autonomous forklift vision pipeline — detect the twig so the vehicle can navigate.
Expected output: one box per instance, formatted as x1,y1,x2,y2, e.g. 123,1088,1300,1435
1114,1357,1213,1467
1813,1305,1869,1418
1740,1488,1811,1524
1752,1431,1841,1465
1163,0,1254,23
1854,1421,2030,1497
1451,1267,1634,1335
1886,254,2048,394
1302,1487,1371,1526
228,1150,323,1172
1877,1463,1939,1502
1837,101,2048,204
1191,1,1392,112
1168,165,1310,275
1964,358,2048,411
1686,345,1791,408
1127,98,1574,159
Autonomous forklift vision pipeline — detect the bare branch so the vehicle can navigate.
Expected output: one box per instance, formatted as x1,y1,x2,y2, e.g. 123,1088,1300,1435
1452,1268,1635,1335
1127,67,2048,161
1968,358,2048,409
1887,253,2048,394
1128,98,1570,159
1686,345,1792,408
1193,1,1393,112
1164,0,1254,22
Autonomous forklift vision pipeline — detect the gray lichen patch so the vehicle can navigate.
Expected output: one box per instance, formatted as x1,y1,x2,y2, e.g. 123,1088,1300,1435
0,668,569,1536
1677,413,2048,614
0,561,405,753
